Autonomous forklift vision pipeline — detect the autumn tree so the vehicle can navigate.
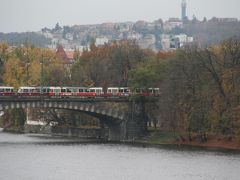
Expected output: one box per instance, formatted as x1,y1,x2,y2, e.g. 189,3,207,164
158,38,240,140
71,40,149,88
0,43,10,83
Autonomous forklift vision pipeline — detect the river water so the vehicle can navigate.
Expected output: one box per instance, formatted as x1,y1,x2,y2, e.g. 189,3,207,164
0,130,239,180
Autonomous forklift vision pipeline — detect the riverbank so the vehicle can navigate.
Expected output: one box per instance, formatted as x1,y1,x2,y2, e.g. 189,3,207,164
2,125,109,140
2,126,24,133
3,125,240,151
139,130,240,151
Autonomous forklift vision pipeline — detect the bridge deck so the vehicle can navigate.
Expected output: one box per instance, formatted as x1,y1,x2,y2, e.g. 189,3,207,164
0,97,130,102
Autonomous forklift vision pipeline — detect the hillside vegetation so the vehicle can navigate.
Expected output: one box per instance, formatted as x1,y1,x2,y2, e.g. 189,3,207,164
1,19,240,49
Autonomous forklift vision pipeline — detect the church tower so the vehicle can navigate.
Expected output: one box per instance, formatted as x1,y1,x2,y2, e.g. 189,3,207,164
181,0,187,21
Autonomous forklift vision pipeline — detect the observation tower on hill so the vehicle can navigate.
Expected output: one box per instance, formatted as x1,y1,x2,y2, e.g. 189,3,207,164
181,0,187,21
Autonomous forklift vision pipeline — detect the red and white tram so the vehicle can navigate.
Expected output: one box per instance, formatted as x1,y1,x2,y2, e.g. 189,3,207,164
17,87,40,96
0,86,160,98
89,87,104,97
59,87,104,97
0,86,15,96
148,88,160,96
134,88,160,96
107,87,130,97
42,86,61,96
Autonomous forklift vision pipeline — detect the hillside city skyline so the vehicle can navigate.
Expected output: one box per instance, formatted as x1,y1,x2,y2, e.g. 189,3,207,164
0,0,239,33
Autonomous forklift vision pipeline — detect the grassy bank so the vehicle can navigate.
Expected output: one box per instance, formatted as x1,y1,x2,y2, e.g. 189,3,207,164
143,130,175,144
140,130,240,151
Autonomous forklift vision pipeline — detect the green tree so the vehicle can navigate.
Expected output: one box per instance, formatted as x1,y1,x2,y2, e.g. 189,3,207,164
129,57,168,90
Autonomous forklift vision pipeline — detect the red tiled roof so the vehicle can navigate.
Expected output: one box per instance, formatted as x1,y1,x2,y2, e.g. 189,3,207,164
56,45,68,60
55,45,74,64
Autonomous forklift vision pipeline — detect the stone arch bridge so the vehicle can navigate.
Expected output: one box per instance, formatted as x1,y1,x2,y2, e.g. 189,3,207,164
0,97,150,141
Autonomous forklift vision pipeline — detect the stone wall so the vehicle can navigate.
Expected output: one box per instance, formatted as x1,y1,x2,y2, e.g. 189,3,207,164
24,124,108,139
51,127,108,139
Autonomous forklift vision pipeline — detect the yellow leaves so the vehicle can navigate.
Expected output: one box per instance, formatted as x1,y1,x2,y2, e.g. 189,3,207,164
3,56,24,88
1,45,58,87
28,60,41,85
210,44,222,56
0,43,9,54
0,43,11,63
41,48,56,63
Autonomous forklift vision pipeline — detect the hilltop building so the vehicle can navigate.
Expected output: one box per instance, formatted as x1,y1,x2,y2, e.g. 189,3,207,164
181,0,187,21
209,17,238,22
55,45,74,64
95,37,109,47
160,33,193,51
137,34,156,51
164,18,183,31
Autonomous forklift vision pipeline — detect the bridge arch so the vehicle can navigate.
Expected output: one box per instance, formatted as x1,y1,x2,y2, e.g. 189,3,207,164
0,101,127,121
0,98,147,141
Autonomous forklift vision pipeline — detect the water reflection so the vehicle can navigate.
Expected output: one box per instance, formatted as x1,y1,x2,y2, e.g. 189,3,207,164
0,131,239,180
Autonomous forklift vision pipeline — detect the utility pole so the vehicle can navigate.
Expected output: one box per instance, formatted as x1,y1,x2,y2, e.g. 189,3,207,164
40,54,44,96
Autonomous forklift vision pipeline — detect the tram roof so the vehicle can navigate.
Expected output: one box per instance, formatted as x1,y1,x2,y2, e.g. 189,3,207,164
0,86,14,89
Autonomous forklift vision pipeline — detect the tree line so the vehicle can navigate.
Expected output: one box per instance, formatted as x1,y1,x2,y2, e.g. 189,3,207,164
0,39,239,140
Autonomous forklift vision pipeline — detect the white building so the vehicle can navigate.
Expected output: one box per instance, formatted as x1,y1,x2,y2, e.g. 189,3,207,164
160,33,194,51
95,37,109,46
160,34,171,51
146,22,156,31
164,18,183,31
137,34,156,50
174,34,194,47
127,32,142,40
161,38,171,51
42,31,53,39
65,33,74,41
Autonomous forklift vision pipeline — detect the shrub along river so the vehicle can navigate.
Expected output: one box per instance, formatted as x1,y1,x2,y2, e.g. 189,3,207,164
0,130,239,180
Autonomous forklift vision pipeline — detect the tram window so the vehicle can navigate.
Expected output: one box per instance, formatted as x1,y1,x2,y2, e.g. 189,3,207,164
113,89,118,92
55,89,60,93
79,89,83,92
0,89,4,92
72,88,77,92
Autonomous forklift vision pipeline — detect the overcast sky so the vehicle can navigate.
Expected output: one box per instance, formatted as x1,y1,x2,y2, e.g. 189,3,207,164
0,0,239,33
